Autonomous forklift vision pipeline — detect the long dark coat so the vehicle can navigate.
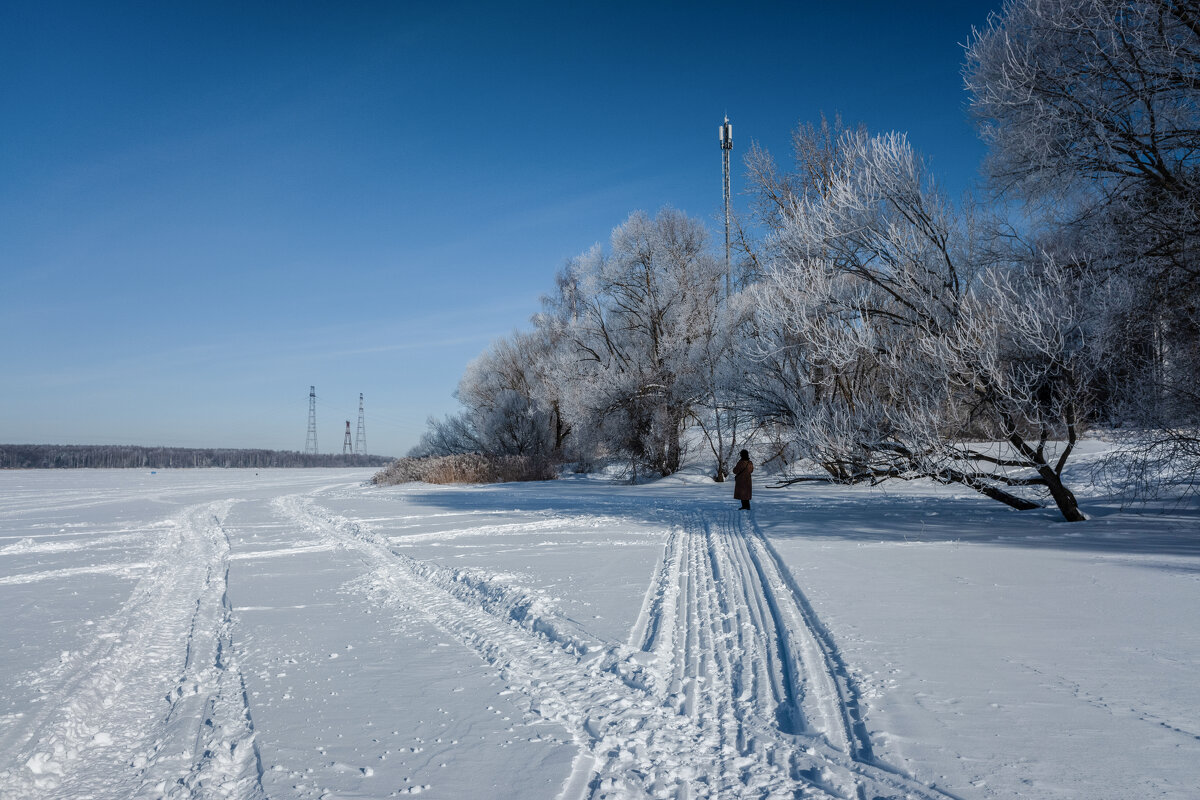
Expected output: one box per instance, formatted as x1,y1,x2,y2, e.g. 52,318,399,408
732,458,753,501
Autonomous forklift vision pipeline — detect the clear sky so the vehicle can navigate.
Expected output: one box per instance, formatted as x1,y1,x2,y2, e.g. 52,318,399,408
1,0,1001,457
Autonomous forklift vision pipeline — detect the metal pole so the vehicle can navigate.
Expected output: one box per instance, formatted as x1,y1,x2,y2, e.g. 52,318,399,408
720,116,733,299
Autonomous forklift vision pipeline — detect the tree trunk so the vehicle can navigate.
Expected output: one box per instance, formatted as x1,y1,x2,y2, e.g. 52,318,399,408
553,401,569,452
1001,426,1087,522
1039,467,1088,521
942,468,1043,511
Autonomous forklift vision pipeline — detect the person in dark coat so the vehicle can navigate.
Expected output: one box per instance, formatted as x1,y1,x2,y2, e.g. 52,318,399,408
733,449,753,510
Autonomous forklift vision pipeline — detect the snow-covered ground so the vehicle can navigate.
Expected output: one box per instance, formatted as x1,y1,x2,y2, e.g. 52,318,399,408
0,461,1197,799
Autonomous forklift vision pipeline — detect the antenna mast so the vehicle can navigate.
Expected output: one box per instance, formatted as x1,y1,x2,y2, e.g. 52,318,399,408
305,386,318,455
343,420,353,455
720,115,733,298
355,393,367,456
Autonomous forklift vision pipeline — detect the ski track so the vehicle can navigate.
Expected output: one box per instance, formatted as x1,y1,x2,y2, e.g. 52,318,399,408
0,501,267,800
283,488,960,800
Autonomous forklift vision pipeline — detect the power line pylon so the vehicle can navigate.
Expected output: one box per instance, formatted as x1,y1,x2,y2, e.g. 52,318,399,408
343,420,353,455
355,393,366,455
720,115,733,299
305,386,318,455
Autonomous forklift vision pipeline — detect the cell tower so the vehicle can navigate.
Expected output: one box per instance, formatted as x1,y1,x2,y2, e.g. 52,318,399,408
305,386,318,454
720,115,734,299
354,393,366,456
343,420,353,455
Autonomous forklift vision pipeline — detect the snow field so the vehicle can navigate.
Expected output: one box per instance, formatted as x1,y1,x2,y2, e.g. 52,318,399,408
284,491,954,799
0,499,262,799
0,467,1197,799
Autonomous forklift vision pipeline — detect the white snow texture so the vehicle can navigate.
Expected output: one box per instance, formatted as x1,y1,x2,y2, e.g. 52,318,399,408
0,466,1197,799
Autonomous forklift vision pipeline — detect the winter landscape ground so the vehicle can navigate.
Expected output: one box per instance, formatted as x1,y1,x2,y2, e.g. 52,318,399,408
0,449,1197,800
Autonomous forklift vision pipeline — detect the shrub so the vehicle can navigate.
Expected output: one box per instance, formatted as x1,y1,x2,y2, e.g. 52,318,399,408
372,453,557,486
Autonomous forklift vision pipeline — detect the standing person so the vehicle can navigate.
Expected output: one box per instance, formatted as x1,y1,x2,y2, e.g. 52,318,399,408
733,449,753,510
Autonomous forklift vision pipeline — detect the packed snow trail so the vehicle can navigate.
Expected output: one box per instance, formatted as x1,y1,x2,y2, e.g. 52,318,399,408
284,487,959,800
0,501,266,800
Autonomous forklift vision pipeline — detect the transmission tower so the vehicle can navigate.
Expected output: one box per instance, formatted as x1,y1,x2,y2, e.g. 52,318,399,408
354,393,366,456
720,115,733,299
305,386,318,455
342,420,353,455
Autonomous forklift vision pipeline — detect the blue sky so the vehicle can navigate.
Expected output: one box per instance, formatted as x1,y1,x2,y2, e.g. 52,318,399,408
1,0,1001,457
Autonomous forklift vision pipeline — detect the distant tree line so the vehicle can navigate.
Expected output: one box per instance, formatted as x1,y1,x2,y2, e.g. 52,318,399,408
0,444,393,470
411,0,1200,520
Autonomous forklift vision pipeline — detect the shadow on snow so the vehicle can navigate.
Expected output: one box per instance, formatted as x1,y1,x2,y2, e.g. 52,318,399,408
370,476,1200,559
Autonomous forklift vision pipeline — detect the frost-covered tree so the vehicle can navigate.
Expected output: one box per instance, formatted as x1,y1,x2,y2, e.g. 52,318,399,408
457,331,561,458
409,412,480,458
965,0,1200,210
966,0,1200,489
752,131,1100,521
965,0,1200,404
541,209,727,477
686,292,762,481
743,113,866,236
410,330,564,460
739,114,877,476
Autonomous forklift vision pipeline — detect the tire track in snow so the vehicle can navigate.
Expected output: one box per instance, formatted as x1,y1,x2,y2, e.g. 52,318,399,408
0,501,266,800
286,488,959,800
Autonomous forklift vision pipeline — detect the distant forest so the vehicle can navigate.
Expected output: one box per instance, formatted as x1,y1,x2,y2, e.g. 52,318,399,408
0,444,394,470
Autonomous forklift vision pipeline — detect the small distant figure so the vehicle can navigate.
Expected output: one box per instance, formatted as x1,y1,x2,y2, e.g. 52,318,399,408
733,449,753,510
